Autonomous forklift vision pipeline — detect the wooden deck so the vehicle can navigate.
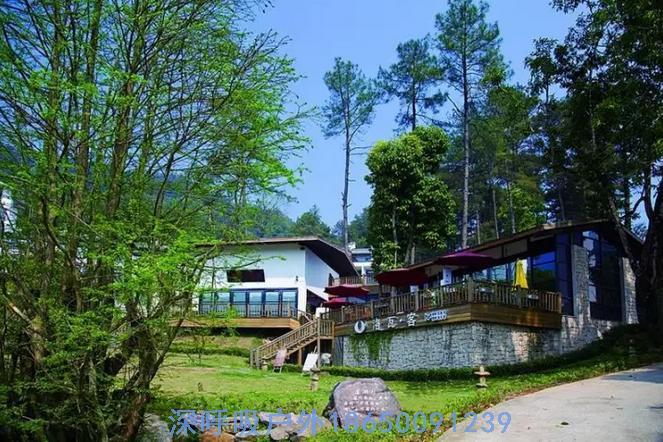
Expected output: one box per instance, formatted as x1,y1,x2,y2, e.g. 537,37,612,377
324,279,563,334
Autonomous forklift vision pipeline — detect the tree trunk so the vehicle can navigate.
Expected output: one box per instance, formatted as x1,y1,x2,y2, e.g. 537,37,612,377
342,126,350,251
506,180,516,234
461,54,470,248
411,79,417,131
491,184,499,239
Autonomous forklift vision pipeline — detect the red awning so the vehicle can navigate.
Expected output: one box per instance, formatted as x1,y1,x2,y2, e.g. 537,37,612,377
375,267,429,286
434,251,495,267
324,284,370,297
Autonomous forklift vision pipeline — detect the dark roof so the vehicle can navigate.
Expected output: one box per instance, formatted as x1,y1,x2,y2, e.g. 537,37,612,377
404,219,641,271
198,236,358,277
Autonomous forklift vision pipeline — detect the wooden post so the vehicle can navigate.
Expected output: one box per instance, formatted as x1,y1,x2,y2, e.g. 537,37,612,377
340,306,345,324
297,348,303,366
467,278,474,303
316,320,321,368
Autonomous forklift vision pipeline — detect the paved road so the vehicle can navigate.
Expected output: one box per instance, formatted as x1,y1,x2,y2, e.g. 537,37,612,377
439,363,663,441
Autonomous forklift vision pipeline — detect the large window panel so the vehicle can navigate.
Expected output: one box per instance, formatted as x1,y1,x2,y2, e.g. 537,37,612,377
583,230,622,321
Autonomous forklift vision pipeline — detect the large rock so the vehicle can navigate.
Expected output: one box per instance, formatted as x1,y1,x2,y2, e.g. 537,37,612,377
258,411,297,426
234,429,268,441
323,378,401,427
268,426,291,441
137,413,172,442
200,429,235,442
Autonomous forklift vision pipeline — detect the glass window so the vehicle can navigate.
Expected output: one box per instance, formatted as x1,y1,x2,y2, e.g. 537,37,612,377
264,291,279,304
353,253,372,263
227,269,265,283
583,231,623,320
231,291,246,305
532,251,555,266
282,290,297,304
248,291,263,304
530,260,556,291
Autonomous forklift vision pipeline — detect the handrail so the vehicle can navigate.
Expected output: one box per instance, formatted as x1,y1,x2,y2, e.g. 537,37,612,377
320,278,562,324
328,275,378,287
249,319,334,368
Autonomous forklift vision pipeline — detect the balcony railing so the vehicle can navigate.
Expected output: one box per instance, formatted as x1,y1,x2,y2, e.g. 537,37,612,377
197,302,298,319
328,275,378,287
320,279,562,324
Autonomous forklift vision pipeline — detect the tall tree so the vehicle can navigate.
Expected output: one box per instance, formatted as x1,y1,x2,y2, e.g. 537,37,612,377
546,0,662,329
0,0,307,438
526,38,574,221
436,0,502,248
378,37,445,131
292,206,334,241
366,126,456,269
322,58,381,251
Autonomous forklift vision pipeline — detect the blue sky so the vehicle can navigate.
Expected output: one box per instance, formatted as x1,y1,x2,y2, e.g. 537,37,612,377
249,1,577,226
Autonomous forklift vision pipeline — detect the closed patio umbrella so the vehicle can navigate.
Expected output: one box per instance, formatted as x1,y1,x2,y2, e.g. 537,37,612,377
514,259,529,288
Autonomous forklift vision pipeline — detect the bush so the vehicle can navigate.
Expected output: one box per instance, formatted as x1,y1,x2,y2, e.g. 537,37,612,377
168,342,250,358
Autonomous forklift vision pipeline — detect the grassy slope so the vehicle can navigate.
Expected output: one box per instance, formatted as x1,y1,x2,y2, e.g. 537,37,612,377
152,326,662,441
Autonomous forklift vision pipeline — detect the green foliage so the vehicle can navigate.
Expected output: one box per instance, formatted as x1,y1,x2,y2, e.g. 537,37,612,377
248,204,296,238
322,58,381,140
292,205,334,241
347,208,370,248
436,0,503,90
366,126,455,269
378,37,445,130
0,0,308,439
349,331,395,362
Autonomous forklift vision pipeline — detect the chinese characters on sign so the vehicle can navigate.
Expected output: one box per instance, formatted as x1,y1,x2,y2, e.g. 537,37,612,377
355,309,449,334
424,309,448,322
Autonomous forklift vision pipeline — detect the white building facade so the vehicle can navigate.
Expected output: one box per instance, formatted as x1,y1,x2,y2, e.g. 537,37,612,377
196,237,357,322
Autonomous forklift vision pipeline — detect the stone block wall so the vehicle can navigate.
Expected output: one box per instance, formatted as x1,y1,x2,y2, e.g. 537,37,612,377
335,322,559,370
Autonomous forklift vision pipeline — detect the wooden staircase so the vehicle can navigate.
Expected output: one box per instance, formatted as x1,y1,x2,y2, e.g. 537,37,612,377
249,318,334,368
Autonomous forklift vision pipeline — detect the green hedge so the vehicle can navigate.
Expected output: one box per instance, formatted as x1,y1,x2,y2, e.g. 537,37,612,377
168,343,250,358
325,324,650,381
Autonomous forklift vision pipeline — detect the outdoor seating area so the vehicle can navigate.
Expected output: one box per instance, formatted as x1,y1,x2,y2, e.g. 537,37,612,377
321,278,562,325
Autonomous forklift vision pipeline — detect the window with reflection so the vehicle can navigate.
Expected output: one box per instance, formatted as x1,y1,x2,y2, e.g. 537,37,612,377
199,288,298,318
530,251,556,291
582,230,622,321
198,291,230,314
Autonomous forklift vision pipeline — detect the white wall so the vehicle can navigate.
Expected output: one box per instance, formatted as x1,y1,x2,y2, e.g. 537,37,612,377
305,248,338,296
200,243,340,312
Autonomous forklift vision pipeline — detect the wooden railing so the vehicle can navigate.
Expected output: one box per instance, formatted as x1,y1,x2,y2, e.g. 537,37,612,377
328,275,378,287
249,319,334,368
197,302,298,319
321,279,562,324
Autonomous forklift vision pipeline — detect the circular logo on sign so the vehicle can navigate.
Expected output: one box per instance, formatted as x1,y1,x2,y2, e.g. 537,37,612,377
354,320,367,334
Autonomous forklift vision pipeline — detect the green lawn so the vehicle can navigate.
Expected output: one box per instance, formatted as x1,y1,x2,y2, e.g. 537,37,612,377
153,353,478,415
151,326,662,441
